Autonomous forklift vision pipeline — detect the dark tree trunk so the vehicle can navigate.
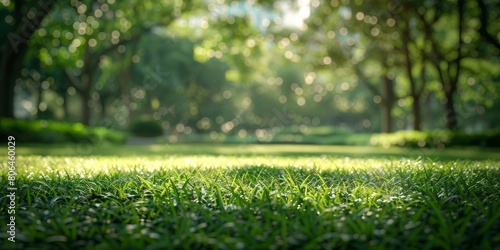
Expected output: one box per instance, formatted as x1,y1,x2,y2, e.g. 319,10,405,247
381,104,392,133
0,45,26,119
0,59,16,118
118,68,134,125
79,88,92,126
62,92,68,120
35,82,43,119
422,0,464,130
381,75,395,133
401,19,423,131
445,90,458,130
100,97,107,120
443,0,463,131
353,62,396,133
0,0,58,118
425,93,434,129
411,95,421,131
66,55,94,126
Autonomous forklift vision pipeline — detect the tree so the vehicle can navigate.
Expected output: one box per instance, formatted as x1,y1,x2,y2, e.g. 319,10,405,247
304,1,405,132
477,0,500,51
0,0,59,118
417,0,499,130
304,0,499,131
32,1,187,125
395,1,432,131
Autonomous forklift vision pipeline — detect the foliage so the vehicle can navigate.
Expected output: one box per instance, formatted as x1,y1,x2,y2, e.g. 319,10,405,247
0,154,498,249
0,118,127,144
162,132,372,146
163,126,500,148
301,125,354,136
1,0,499,134
129,117,164,137
371,129,500,148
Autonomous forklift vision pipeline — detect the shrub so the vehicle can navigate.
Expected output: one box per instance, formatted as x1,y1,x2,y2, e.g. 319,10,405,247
482,129,500,147
307,126,354,136
0,118,128,144
370,129,500,148
130,117,163,137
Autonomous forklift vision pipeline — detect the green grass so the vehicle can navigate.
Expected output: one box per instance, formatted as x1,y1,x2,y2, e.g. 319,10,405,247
1,145,499,249
12,143,500,161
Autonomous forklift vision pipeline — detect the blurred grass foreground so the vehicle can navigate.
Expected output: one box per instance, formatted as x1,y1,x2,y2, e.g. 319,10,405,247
0,148,499,249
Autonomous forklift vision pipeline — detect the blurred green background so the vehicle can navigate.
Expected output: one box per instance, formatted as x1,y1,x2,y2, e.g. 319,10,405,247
1,0,499,147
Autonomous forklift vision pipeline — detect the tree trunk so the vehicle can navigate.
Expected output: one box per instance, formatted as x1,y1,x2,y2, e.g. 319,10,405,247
0,0,58,119
425,93,434,129
445,91,458,130
99,92,111,123
381,75,395,133
381,103,392,133
353,63,396,133
66,59,94,126
118,68,133,125
412,95,421,131
62,92,68,120
0,48,22,119
78,87,92,126
0,68,16,119
442,0,462,131
401,21,423,131
100,97,107,120
35,82,43,119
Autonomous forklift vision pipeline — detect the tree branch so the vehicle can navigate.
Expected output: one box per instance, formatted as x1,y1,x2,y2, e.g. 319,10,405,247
451,0,465,88
477,0,500,51
90,19,176,67
401,19,417,97
90,32,144,68
10,0,58,47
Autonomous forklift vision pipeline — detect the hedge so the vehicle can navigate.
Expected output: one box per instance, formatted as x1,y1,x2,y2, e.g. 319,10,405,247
129,117,164,137
0,118,128,144
370,129,500,148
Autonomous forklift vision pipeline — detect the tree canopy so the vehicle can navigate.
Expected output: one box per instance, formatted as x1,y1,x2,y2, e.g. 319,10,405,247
1,0,499,133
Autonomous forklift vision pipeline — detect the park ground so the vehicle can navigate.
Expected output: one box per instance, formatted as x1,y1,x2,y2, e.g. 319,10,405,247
1,143,499,249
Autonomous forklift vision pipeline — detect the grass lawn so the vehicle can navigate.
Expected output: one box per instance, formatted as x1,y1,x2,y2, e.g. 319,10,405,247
1,144,499,249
